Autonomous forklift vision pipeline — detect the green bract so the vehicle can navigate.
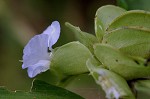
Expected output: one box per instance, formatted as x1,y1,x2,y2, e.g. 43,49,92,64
50,41,92,77
107,10,150,31
103,27,150,58
86,57,135,99
65,22,98,53
94,44,150,80
95,5,126,41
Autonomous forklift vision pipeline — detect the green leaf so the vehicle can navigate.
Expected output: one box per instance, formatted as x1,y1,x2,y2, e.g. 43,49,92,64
86,58,135,99
51,41,92,77
94,44,150,80
134,80,150,99
95,5,126,41
0,80,84,99
102,27,150,58
65,22,98,53
107,10,150,31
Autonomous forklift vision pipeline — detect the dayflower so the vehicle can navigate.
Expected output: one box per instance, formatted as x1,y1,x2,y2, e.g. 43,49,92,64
22,21,60,78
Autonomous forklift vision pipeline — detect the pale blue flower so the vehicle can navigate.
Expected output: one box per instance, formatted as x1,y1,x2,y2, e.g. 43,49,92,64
22,21,60,78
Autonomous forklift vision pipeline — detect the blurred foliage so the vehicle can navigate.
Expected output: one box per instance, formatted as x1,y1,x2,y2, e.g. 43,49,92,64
116,0,128,9
117,0,150,11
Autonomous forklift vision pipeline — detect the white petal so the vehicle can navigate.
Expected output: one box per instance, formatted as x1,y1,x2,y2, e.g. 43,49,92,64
43,21,60,49
27,60,50,78
22,34,50,69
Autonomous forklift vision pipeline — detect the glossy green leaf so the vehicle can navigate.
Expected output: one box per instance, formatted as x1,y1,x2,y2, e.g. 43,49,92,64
0,80,84,99
134,80,150,99
95,5,126,41
86,58,135,99
94,44,150,80
65,22,98,53
51,41,92,77
107,10,150,31
103,27,150,58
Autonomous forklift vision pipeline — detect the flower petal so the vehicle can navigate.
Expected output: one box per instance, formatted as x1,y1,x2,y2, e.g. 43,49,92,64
22,21,60,78
43,21,60,49
22,34,50,69
27,60,50,78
